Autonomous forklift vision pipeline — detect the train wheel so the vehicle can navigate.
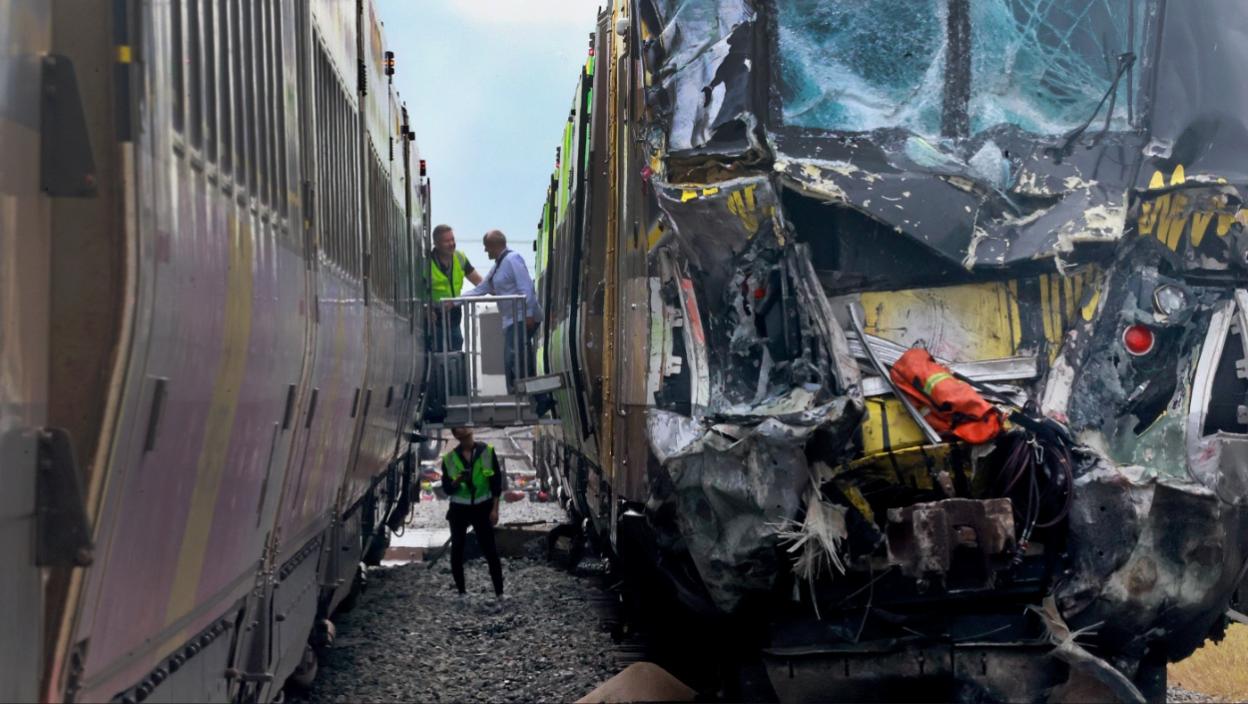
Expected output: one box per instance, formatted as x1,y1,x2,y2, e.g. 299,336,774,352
286,644,319,690
546,521,585,571
363,528,390,566
337,567,367,613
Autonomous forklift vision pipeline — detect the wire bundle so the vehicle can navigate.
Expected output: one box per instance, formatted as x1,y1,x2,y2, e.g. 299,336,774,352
993,408,1076,558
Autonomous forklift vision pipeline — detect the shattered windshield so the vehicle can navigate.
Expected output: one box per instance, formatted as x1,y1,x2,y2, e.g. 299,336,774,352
775,0,1147,137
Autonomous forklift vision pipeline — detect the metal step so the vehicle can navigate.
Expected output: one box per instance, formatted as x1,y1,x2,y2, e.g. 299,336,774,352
439,394,540,428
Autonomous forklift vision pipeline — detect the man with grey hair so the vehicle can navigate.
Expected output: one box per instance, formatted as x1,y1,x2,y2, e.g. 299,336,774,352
462,230,541,394
429,224,483,352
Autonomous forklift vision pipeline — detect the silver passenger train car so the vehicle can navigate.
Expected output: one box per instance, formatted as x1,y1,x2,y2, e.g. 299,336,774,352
1,0,432,701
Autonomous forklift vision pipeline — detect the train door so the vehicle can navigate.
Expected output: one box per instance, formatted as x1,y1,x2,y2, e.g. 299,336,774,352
0,4,52,701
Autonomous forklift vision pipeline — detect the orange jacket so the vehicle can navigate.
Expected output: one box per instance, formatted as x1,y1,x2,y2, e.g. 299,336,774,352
889,348,1002,444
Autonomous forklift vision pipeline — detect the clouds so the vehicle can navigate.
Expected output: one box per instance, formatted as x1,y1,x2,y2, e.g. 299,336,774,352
444,0,600,27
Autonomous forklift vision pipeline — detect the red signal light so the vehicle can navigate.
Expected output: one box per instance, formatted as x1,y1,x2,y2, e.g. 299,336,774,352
419,159,427,177
1122,324,1155,356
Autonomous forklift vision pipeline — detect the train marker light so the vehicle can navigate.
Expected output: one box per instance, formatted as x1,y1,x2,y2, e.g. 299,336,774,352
1122,324,1155,356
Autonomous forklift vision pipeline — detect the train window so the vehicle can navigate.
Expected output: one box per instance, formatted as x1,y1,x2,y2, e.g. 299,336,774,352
334,63,344,270
349,111,360,277
203,0,217,163
325,56,336,267
172,0,185,134
373,156,382,302
332,73,343,270
241,0,257,194
252,0,269,206
187,0,202,148
218,0,231,175
318,46,347,273
315,49,330,263
273,0,288,217
329,58,340,270
231,0,247,187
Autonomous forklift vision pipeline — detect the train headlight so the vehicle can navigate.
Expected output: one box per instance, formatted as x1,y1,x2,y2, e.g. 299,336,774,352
1153,284,1188,322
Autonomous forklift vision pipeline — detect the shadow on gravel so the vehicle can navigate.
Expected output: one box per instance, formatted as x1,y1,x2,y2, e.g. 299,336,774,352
287,546,620,704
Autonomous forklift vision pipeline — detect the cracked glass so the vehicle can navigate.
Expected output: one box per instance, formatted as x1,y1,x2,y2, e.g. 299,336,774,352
776,0,1148,137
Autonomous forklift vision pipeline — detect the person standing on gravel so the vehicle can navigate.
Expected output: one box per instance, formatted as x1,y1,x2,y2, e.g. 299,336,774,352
442,427,506,600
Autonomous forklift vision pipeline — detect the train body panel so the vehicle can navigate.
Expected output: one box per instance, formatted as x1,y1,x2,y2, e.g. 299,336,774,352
0,3,52,702
0,0,434,700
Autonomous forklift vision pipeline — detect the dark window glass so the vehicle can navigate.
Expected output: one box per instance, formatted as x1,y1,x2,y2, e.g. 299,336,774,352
187,0,202,147
233,0,247,184
273,0,288,216
218,0,231,174
252,0,269,204
242,0,257,192
231,0,247,186
203,0,217,162
172,0,184,133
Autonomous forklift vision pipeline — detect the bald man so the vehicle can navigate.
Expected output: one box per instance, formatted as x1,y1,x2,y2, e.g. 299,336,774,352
462,230,541,393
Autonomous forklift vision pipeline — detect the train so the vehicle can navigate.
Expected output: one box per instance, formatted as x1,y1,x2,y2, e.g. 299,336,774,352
2,0,431,701
532,1,1248,700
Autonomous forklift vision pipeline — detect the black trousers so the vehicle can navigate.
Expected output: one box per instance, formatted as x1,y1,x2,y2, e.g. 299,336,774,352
447,501,504,596
502,322,534,393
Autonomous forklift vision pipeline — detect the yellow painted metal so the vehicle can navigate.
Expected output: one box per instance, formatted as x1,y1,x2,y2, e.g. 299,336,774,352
856,269,1097,456
834,440,954,492
834,481,876,523
645,221,665,250
600,0,622,487
859,397,927,455
860,281,1022,361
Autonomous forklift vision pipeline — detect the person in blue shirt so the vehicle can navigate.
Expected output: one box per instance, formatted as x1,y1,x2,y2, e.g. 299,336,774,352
462,230,542,394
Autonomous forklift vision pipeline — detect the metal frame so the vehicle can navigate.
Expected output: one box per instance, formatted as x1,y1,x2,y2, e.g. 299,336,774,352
433,295,530,427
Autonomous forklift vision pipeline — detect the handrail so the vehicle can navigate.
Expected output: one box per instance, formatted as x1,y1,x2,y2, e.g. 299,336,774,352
429,295,532,427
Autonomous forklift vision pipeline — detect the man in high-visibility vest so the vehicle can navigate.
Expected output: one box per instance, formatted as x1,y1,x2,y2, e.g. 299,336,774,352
430,224,483,352
441,427,506,600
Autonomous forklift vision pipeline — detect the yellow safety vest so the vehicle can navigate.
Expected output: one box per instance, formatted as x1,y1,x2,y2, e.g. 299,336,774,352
443,444,497,505
431,251,467,301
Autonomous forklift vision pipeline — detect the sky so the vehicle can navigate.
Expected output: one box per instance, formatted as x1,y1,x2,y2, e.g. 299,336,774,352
378,0,602,274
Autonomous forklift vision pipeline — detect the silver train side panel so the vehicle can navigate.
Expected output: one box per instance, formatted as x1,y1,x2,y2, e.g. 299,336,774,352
0,2,52,701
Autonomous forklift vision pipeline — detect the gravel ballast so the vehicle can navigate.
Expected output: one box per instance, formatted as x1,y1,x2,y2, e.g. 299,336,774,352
404,495,565,532
291,555,620,703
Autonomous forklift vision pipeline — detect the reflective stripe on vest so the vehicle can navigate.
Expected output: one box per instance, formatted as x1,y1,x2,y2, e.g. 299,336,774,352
443,444,496,505
922,372,953,396
431,250,466,301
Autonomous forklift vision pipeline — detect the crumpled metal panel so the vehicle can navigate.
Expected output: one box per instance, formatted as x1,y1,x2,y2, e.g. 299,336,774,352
1143,1,1248,187
644,0,757,154
772,133,1135,270
646,397,857,612
1057,460,1248,663
652,175,777,306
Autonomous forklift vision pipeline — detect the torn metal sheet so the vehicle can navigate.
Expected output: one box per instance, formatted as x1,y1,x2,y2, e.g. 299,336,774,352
643,0,758,155
1057,460,1248,666
645,400,857,612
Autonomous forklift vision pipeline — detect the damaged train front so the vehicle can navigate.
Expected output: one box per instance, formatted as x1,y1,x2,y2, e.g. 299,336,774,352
633,0,1248,700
